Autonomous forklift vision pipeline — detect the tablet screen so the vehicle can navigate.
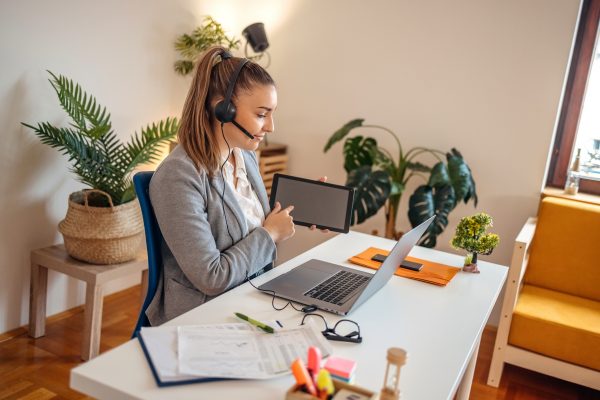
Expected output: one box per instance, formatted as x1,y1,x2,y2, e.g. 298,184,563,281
269,174,354,233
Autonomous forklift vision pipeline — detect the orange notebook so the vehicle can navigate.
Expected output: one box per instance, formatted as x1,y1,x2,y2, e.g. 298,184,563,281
348,247,460,286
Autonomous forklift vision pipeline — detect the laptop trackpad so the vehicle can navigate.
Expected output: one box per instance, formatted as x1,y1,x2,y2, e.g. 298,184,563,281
259,259,338,295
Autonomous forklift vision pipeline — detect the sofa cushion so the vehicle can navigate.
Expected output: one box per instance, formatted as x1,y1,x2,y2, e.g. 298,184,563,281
508,284,600,371
525,197,600,302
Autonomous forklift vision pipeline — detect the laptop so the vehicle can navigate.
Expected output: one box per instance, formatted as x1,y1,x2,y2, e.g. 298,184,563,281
258,216,435,315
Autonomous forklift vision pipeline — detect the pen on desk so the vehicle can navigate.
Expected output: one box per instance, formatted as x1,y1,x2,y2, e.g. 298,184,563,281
276,320,283,328
234,312,275,333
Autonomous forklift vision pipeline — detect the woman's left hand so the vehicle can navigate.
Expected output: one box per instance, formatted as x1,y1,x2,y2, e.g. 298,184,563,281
310,176,330,233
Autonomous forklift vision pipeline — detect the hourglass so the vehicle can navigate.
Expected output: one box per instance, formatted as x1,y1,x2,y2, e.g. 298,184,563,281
380,348,407,400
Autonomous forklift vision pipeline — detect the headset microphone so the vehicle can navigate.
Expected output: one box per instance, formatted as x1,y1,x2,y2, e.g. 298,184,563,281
232,120,255,140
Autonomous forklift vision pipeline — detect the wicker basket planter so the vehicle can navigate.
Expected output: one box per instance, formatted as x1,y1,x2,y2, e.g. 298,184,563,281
58,190,144,265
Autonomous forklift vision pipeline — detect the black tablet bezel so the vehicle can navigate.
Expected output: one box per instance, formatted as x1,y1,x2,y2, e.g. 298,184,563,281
269,173,355,233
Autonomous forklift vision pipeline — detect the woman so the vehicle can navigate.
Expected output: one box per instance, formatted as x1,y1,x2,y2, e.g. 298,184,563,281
146,46,295,326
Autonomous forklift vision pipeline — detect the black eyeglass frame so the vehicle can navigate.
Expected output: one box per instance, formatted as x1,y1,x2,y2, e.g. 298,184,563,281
300,313,363,343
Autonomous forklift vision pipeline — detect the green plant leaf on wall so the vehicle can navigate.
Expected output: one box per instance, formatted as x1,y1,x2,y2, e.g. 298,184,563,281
346,166,391,224
323,119,364,152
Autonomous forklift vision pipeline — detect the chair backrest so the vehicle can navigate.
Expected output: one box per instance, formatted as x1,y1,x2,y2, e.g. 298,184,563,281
132,171,164,337
525,196,600,301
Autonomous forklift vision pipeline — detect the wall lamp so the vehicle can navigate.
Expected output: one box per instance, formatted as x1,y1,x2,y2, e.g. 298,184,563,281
242,22,270,67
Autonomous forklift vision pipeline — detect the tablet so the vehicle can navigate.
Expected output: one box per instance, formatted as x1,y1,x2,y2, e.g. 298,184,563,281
269,173,354,233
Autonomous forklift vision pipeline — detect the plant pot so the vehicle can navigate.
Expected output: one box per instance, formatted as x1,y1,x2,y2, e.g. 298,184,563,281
58,189,144,265
462,263,480,273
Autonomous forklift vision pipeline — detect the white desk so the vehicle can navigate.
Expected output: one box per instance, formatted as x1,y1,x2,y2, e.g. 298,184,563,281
71,231,507,400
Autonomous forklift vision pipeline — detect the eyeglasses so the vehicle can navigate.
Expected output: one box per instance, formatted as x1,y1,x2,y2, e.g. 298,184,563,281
300,313,362,343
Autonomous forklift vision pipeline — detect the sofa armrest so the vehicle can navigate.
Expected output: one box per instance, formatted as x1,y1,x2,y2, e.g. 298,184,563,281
493,217,537,365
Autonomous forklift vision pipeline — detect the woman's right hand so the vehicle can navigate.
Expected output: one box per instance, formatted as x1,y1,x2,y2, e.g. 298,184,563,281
263,202,295,243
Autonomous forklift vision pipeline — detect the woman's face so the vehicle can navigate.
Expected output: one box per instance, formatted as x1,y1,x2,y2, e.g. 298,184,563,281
219,83,277,152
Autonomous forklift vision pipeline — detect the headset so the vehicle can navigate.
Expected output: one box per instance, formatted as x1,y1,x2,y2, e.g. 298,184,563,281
214,51,255,140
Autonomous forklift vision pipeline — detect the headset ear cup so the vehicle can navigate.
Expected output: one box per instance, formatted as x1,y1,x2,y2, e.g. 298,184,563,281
215,100,236,123
215,101,227,123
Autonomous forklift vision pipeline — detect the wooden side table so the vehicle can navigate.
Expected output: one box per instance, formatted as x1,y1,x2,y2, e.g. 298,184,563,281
28,244,148,360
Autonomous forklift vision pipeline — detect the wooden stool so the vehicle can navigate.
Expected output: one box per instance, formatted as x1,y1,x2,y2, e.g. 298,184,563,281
28,244,148,360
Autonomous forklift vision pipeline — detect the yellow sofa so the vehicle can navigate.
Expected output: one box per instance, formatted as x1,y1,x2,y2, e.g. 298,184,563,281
487,196,600,389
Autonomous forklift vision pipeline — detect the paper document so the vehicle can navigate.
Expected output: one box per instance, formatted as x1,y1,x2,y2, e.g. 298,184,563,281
138,322,331,383
177,323,331,379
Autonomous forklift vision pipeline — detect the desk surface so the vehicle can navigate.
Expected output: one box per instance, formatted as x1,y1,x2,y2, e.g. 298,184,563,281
71,231,507,400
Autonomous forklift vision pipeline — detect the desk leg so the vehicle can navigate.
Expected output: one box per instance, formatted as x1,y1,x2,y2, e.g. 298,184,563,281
455,334,482,400
29,262,48,338
140,269,149,308
82,282,104,361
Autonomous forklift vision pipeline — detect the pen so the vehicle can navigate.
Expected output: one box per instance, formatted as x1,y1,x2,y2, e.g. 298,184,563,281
234,312,275,333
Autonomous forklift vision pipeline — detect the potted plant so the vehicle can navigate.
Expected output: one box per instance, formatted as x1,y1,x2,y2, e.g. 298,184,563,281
173,16,240,76
324,119,478,247
450,212,499,273
22,71,178,264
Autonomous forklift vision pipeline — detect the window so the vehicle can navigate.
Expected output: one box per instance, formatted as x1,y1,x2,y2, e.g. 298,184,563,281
547,0,600,195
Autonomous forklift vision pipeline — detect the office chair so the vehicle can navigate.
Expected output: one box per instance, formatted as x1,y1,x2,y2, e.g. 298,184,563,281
131,171,163,337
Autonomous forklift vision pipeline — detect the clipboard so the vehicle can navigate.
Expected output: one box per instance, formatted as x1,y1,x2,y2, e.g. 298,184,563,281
137,329,228,387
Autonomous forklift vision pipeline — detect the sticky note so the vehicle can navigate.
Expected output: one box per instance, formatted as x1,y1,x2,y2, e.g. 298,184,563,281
324,356,357,379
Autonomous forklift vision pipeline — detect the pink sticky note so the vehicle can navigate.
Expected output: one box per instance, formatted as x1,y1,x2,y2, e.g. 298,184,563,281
324,356,356,379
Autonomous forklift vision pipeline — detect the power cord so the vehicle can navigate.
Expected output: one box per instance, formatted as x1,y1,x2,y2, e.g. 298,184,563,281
245,270,306,312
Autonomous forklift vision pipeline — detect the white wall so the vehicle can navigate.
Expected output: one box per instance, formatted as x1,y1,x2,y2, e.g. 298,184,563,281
0,0,580,334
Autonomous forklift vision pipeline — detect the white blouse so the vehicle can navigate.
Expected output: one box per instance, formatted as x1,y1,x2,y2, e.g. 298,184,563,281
222,148,266,232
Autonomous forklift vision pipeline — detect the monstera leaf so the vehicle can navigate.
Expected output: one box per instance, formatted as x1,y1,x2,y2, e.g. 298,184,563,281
323,119,364,152
343,136,376,172
408,184,456,247
346,166,391,224
446,148,478,206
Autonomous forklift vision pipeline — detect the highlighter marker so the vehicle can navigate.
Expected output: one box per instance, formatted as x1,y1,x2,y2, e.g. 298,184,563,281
307,346,322,382
291,358,317,396
316,369,335,399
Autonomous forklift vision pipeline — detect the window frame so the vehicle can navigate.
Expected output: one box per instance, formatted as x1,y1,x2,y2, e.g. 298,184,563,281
546,0,600,195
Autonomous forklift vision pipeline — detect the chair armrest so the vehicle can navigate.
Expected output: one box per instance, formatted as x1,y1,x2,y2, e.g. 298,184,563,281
515,217,537,250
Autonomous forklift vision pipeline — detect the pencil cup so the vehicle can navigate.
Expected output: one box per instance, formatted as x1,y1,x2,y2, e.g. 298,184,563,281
285,379,377,400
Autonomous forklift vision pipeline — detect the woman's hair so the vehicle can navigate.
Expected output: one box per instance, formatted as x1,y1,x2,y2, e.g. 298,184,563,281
178,45,275,176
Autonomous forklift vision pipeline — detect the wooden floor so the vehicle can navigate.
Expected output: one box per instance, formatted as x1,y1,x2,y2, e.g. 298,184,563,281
0,285,598,400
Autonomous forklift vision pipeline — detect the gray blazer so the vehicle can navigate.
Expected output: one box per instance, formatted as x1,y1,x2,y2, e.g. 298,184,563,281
146,145,277,326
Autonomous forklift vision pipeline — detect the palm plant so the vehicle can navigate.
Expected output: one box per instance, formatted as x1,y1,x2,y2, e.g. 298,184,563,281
324,119,478,247
174,16,240,76
22,71,178,206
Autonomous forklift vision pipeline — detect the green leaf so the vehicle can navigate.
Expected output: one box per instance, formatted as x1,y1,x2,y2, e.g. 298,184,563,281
323,119,364,152
173,16,240,76
446,148,478,206
408,184,456,247
121,117,179,174
342,136,379,172
346,166,391,225
428,162,451,188
174,60,195,76
47,71,111,139
390,180,405,196
406,161,431,173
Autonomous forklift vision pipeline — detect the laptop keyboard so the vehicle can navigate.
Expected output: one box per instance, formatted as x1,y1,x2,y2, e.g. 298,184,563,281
304,270,369,306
